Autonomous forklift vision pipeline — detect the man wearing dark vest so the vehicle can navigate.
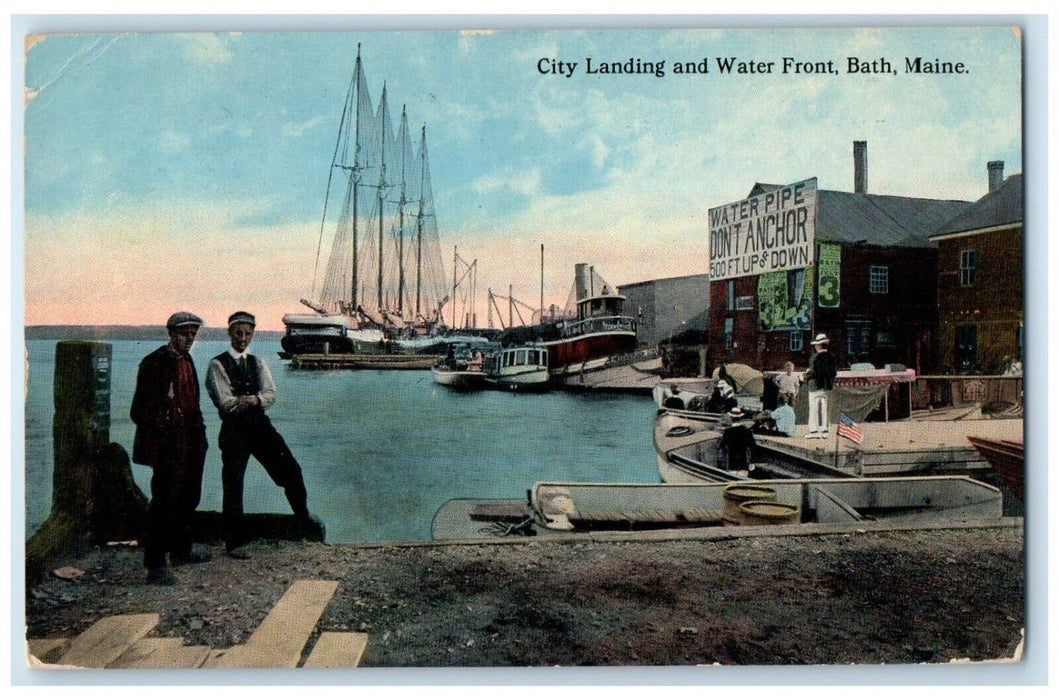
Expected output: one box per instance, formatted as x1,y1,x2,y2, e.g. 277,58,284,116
206,311,320,558
131,311,211,585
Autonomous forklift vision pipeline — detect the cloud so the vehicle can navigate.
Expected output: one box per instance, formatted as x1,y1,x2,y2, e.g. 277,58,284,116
157,130,191,154
184,33,232,66
472,168,541,197
282,116,325,138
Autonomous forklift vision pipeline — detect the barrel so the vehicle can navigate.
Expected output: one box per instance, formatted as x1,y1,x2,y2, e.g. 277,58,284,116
722,483,777,522
738,500,801,526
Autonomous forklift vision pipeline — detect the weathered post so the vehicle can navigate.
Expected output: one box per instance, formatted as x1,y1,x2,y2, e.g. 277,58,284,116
52,341,111,522
26,341,147,583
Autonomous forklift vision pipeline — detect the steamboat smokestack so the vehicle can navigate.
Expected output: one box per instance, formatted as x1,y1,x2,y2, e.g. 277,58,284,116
853,141,868,194
988,160,1005,192
574,263,590,301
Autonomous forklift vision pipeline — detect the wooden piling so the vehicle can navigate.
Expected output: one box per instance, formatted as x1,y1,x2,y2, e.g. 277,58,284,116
26,341,147,585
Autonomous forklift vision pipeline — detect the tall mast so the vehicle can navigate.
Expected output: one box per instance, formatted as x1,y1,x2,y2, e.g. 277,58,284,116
349,45,366,312
351,45,364,311
377,84,388,312
416,125,426,319
540,243,544,324
452,246,458,328
313,44,363,312
396,106,409,317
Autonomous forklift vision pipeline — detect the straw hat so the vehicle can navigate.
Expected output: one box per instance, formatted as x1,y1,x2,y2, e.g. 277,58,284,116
809,333,829,345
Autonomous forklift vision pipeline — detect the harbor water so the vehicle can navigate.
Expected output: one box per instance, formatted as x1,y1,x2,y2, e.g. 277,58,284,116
23,339,659,543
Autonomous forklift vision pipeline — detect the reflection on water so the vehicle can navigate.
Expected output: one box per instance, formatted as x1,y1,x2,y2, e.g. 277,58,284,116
24,339,658,543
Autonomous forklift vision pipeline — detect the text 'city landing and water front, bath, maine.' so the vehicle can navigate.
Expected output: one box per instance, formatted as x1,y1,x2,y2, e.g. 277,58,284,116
537,55,968,78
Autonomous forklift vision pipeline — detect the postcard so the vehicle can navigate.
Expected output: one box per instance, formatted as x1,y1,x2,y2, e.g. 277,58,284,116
15,18,1038,682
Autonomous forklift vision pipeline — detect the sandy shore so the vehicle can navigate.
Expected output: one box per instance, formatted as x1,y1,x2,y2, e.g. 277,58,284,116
25,519,1025,670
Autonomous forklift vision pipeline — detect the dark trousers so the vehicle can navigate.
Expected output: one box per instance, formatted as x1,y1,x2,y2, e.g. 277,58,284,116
144,444,205,570
219,413,308,551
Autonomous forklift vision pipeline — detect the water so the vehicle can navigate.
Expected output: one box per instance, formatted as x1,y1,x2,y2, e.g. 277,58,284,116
23,339,660,543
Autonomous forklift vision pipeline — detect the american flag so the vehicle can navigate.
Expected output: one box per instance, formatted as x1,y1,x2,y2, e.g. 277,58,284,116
837,413,864,444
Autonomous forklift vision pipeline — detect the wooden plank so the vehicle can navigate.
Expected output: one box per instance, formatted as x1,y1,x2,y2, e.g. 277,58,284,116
139,645,212,669
27,638,70,665
108,638,186,668
215,580,338,668
302,632,369,668
56,614,159,669
202,646,242,669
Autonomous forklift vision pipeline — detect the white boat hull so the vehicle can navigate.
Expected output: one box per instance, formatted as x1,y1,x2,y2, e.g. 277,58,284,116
485,367,551,391
432,367,486,389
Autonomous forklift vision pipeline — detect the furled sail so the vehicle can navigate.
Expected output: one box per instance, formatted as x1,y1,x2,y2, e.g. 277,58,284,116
313,47,448,333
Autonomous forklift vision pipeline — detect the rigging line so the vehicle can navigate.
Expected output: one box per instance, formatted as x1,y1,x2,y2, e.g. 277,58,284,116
311,63,358,301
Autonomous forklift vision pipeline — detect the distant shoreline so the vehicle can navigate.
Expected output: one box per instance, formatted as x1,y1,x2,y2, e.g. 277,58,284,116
24,325,284,342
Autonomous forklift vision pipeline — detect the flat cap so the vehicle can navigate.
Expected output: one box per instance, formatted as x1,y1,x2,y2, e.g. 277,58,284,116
166,311,204,329
227,311,256,328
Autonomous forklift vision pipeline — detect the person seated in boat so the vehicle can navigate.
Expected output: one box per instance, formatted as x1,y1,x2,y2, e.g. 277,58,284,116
773,361,802,407
685,395,706,412
719,407,756,472
662,385,685,410
752,394,796,438
468,349,484,372
706,366,738,413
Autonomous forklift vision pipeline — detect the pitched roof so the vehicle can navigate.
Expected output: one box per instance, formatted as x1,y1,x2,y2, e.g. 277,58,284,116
815,190,971,248
745,182,971,249
932,174,1023,237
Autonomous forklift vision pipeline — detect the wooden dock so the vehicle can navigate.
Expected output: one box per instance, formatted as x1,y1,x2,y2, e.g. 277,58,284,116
27,579,368,670
289,353,441,370
753,417,1024,478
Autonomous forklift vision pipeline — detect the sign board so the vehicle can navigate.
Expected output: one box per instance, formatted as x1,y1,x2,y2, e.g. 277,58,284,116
758,268,814,331
709,178,817,281
817,242,842,308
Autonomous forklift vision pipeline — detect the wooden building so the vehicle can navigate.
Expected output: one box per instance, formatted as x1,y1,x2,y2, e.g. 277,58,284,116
619,273,709,347
706,142,970,373
930,163,1023,374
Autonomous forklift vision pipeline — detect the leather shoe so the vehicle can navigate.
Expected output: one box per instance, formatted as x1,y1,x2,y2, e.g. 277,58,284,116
301,512,326,539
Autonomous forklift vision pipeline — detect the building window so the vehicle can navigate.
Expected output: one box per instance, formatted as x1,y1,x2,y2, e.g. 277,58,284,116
960,249,979,286
869,266,889,294
726,280,735,311
789,331,803,352
724,317,734,351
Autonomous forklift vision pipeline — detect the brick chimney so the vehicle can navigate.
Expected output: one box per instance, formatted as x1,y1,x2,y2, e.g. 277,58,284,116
853,141,867,194
987,160,1005,192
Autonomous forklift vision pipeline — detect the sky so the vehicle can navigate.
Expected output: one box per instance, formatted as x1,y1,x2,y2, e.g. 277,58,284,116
19,22,1024,331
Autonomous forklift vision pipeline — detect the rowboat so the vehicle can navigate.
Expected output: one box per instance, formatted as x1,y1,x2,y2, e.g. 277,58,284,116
967,435,1024,500
431,475,1003,540
431,363,486,390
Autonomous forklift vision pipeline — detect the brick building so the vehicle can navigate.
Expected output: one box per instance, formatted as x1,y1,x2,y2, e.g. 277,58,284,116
706,143,970,373
930,163,1023,374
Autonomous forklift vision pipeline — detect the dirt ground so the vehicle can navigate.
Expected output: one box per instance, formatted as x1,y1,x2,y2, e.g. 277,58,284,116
24,521,1025,669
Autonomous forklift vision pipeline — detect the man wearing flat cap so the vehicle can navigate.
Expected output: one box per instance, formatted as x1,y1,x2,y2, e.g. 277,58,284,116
206,311,319,559
131,311,211,585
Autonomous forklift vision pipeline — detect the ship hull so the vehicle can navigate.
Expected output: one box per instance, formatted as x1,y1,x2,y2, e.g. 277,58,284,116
537,330,637,369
